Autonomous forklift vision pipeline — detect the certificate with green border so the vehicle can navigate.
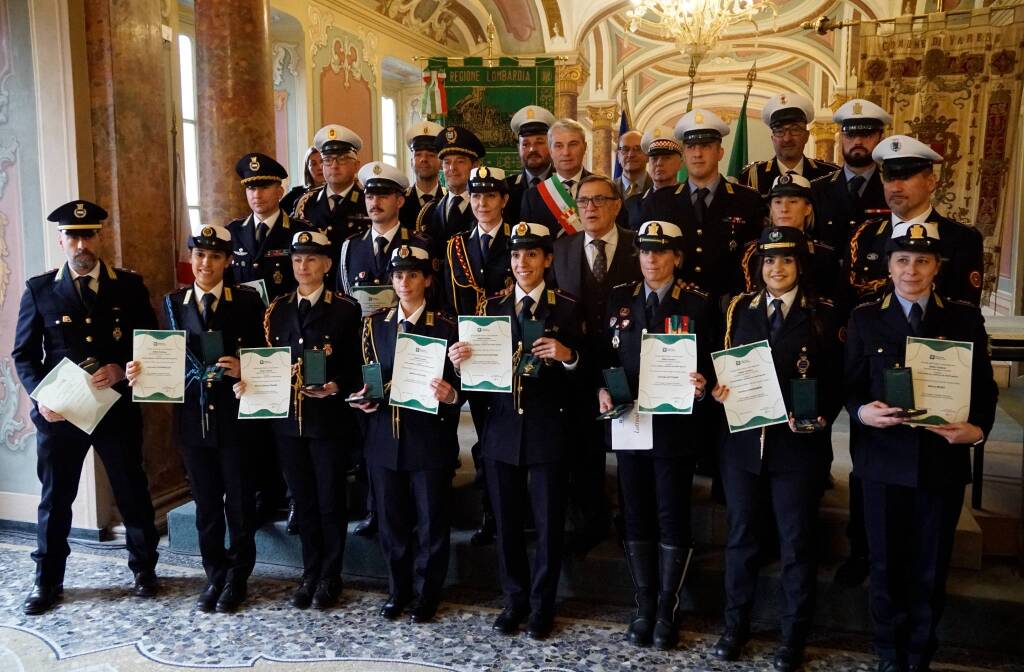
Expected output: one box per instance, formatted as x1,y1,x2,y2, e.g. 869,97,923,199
389,332,447,415
712,340,788,433
457,315,513,393
351,284,396,317
905,336,973,426
238,347,291,419
240,279,269,307
131,329,187,403
638,333,697,414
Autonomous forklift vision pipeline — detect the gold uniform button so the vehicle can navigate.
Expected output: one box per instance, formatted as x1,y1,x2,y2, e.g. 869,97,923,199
85,336,94,343
85,317,92,324
877,348,884,353
518,409,524,415
696,247,703,253
695,267,702,272
696,229,703,236
208,404,215,411
298,338,304,344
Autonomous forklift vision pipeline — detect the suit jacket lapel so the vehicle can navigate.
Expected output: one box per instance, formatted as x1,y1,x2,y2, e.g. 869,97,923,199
466,228,483,271
54,263,84,311
239,214,258,257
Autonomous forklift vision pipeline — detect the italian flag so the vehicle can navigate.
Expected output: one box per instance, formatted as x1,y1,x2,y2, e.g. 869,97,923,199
421,71,448,118
537,175,580,235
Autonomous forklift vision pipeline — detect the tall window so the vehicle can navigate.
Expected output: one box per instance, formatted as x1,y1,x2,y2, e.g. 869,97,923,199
178,34,201,229
381,95,398,167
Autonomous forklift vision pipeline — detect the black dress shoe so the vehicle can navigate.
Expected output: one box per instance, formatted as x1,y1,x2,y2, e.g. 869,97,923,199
409,599,438,623
773,644,804,672
23,584,62,615
492,606,528,635
215,582,247,613
353,512,377,537
285,499,299,536
712,628,748,661
526,613,554,640
834,555,869,587
132,571,159,598
379,595,410,620
195,584,221,613
311,577,342,610
470,514,496,547
291,578,317,609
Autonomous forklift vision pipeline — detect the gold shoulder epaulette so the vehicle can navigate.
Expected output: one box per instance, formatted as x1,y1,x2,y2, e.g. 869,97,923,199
264,294,288,345
294,187,321,218
223,286,233,302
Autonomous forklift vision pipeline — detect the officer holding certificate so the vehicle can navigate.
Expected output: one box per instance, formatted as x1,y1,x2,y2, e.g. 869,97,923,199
711,226,843,672
597,220,712,651
844,223,996,672
249,229,362,611
12,200,160,614
127,223,265,613
448,222,583,640
350,240,460,623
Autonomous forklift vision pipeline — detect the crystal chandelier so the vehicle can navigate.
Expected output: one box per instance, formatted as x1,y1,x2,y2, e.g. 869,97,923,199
626,0,774,66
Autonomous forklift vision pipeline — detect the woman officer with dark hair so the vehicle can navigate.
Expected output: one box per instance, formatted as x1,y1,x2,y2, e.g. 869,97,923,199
711,225,844,672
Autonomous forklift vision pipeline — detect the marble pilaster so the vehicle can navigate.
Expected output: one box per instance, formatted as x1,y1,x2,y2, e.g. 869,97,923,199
555,62,588,121
586,103,618,177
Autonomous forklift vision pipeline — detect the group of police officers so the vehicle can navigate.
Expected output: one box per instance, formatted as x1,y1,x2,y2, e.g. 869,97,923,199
11,89,998,672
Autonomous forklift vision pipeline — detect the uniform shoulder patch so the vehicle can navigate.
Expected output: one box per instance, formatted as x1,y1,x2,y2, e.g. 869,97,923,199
433,310,456,326
552,288,578,303
731,181,760,196
945,296,979,308
854,298,882,310
683,284,709,299
335,291,359,306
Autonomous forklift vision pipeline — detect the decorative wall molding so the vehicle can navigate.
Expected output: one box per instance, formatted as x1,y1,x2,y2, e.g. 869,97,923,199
376,0,458,46
0,358,34,454
271,42,300,88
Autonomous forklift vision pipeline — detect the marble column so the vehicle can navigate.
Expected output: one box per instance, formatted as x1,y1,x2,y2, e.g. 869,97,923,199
194,0,275,226
82,0,187,526
810,120,839,164
555,62,588,121
587,103,618,177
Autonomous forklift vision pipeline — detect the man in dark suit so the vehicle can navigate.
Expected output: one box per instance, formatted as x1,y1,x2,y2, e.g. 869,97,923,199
641,109,766,301
844,223,996,672
226,152,309,302
625,126,681,230
520,118,592,238
12,200,160,615
505,105,555,226
293,124,371,272
615,130,653,202
128,223,265,613
225,152,308,527
552,174,642,556
811,98,892,255
739,92,839,196
449,222,583,639
420,126,483,246
399,121,445,231
848,135,984,306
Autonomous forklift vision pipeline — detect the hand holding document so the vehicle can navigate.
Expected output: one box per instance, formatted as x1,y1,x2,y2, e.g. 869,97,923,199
457,316,513,393
390,333,447,415
712,340,787,433
30,358,121,435
131,329,186,403
238,347,292,419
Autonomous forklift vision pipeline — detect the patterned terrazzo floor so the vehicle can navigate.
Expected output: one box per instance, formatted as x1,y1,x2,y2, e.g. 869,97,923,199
0,532,1021,671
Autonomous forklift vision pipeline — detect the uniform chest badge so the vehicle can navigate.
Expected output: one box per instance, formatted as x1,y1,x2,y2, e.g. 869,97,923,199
358,271,367,280
619,307,630,317
273,269,283,285
112,326,123,341
729,240,738,251
866,252,879,261
324,343,333,356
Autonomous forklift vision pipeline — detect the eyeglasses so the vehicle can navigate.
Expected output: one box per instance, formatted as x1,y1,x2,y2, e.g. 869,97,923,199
322,155,356,166
617,145,643,154
771,126,807,139
576,195,620,208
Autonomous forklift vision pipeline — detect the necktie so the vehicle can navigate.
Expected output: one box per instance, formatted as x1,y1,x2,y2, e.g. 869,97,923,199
848,175,866,206
530,176,541,187
694,187,710,225
563,179,575,195
909,302,923,336
77,276,96,313
399,319,413,334
298,298,311,321
786,169,797,176
518,295,534,342
256,222,269,246
591,239,608,283
768,298,784,343
329,194,341,211
375,236,389,271
421,193,433,204
448,194,463,216
201,293,216,329
480,233,492,264
645,291,659,326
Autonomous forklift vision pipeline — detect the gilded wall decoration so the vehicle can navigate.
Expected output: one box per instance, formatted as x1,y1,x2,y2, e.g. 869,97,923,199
858,8,1024,301
375,0,458,46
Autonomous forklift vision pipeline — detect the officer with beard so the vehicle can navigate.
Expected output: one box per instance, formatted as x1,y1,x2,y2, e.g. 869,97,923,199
505,105,556,226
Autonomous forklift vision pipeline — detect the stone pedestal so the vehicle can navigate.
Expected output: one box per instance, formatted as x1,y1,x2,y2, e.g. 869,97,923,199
587,103,618,177
194,0,275,226
82,0,187,525
555,62,588,121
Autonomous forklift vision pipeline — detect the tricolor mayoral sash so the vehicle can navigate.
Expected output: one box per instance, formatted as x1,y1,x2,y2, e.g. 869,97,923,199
537,175,581,235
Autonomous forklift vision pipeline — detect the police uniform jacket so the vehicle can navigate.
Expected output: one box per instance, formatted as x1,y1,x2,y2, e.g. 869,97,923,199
421,191,477,246
361,307,461,471
848,211,984,305
294,184,371,255
639,178,765,298
225,211,307,300
844,292,996,490
399,184,444,232
739,156,839,197
602,279,716,458
504,168,551,226
810,168,889,253
720,290,844,475
264,288,363,439
337,225,419,295
518,169,593,238
443,222,514,316
624,187,657,231
479,288,583,466
13,261,157,438
164,284,266,447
